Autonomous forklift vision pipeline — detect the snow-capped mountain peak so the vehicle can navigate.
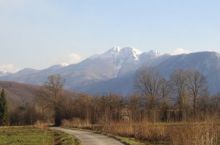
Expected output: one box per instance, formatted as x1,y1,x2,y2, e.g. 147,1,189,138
104,46,121,56
146,50,161,57
103,46,142,59
108,46,121,54
119,47,142,60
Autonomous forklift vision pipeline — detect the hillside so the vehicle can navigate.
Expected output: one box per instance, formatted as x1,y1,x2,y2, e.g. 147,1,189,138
0,81,78,109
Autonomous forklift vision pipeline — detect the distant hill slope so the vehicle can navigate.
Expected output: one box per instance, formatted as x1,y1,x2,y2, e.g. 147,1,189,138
0,81,41,108
0,81,78,109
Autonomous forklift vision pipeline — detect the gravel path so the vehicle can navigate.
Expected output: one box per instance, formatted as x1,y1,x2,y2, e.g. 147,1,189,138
52,127,124,145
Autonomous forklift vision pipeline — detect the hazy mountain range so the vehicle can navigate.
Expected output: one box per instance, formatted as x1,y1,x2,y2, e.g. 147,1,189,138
1,46,220,95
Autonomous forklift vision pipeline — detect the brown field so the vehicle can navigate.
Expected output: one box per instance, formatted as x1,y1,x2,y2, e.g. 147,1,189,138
62,120,220,145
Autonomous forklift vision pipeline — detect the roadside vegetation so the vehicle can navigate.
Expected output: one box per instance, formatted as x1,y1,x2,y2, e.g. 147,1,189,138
54,131,81,145
0,126,53,145
0,68,220,144
0,126,80,145
62,120,220,145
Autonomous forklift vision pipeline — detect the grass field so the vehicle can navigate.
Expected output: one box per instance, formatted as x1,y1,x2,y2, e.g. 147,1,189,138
0,126,80,145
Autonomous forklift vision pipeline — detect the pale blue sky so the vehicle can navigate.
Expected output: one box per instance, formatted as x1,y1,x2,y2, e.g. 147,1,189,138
0,0,220,71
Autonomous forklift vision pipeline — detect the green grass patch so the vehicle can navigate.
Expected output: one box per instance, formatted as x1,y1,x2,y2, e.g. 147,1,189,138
0,126,53,145
54,131,80,145
0,126,80,145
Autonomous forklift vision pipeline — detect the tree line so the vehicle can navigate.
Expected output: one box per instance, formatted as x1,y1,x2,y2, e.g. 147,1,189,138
1,68,220,126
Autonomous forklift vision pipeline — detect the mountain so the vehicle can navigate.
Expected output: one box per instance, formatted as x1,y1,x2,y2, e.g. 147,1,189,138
81,51,220,95
156,51,220,94
0,65,64,85
0,71,11,77
0,47,157,90
1,47,220,95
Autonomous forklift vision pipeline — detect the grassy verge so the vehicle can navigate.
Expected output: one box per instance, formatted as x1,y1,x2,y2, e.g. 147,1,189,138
54,131,81,145
93,130,167,145
116,136,145,145
0,126,80,145
0,126,53,145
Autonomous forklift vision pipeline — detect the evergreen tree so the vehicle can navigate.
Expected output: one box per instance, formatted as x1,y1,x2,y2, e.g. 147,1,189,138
0,89,8,125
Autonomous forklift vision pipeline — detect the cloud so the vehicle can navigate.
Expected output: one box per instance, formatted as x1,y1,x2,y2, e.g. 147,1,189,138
57,53,82,65
170,48,191,55
0,64,18,73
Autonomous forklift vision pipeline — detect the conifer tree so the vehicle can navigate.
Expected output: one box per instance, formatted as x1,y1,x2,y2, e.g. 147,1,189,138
0,89,8,125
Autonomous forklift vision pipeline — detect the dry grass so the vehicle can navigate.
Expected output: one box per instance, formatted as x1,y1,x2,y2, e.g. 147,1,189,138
34,120,50,129
102,122,134,137
133,122,168,142
62,119,92,129
62,120,220,145
168,122,219,145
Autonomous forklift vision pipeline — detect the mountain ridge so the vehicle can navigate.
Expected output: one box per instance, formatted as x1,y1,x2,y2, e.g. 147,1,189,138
1,47,220,95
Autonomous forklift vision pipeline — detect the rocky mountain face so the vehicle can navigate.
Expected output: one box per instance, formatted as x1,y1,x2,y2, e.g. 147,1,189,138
1,47,220,95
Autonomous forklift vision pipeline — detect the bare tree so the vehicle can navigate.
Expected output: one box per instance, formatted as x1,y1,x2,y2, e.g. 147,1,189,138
159,79,171,121
170,69,189,121
186,69,208,118
37,74,65,126
96,94,123,123
135,68,164,121
72,94,93,122
128,95,144,122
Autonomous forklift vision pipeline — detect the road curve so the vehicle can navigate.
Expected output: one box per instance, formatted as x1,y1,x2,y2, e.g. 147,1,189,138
51,127,124,145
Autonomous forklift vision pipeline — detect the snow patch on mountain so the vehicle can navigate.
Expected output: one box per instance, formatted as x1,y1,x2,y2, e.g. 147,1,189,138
0,64,17,73
169,48,191,55
102,46,142,59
